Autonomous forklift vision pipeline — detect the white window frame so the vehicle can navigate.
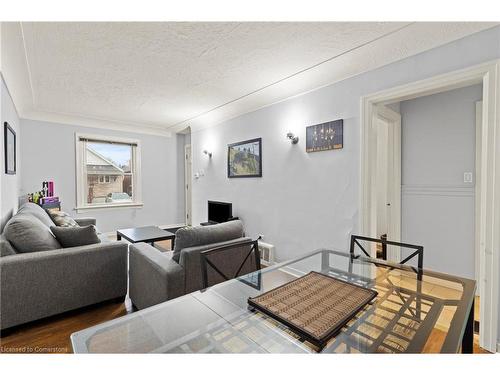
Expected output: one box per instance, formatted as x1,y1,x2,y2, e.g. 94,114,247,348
75,133,143,212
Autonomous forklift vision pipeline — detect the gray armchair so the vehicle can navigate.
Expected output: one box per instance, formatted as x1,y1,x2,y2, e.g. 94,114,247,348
129,220,253,310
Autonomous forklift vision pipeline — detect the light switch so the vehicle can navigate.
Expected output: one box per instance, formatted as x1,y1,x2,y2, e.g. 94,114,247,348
464,172,473,183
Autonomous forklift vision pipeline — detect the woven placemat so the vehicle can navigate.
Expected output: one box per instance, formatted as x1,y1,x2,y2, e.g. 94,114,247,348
248,271,377,348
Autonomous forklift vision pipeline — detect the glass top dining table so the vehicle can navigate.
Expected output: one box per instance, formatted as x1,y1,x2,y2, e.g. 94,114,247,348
71,249,476,353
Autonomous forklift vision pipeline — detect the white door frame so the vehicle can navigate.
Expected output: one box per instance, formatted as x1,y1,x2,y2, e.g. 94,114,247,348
374,105,402,262
475,101,482,291
360,60,500,353
184,144,192,226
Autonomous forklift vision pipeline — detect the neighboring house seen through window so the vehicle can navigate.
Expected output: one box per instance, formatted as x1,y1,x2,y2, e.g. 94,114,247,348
76,134,142,209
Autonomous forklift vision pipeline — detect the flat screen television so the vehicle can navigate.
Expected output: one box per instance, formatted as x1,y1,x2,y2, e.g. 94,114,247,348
208,201,232,223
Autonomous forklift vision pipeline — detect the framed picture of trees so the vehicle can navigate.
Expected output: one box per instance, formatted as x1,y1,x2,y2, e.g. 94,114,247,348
227,138,262,178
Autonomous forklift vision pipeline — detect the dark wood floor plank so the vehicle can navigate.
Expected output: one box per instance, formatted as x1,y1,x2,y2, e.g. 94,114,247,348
0,298,133,354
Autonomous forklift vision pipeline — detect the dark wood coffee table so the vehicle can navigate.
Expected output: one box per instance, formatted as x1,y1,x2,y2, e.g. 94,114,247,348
116,226,176,249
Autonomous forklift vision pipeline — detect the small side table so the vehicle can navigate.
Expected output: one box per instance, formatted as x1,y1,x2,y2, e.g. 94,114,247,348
116,226,176,249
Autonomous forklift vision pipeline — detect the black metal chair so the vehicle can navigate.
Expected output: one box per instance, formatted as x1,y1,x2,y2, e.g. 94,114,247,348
349,235,424,269
350,235,426,323
200,239,261,289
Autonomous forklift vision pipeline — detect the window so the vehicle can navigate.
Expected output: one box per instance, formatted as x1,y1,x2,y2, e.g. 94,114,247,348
97,175,114,184
76,134,142,210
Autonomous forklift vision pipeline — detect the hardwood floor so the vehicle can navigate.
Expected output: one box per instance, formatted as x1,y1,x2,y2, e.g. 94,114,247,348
0,296,489,354
0,298,134,354
424,328,488,354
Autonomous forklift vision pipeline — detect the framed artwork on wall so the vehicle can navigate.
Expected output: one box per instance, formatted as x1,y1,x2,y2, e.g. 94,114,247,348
4,122,16,175
227,137,262,178
306,119,343,153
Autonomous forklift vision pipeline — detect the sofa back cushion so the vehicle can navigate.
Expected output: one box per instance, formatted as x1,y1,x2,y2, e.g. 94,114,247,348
51,225,101,248
172,220,244,263
47,210,79,227
17,202,55,228
4,214,62,253
0,234,16,257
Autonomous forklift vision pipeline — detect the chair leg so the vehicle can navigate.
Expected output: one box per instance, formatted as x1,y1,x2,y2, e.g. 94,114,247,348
462,299,474,353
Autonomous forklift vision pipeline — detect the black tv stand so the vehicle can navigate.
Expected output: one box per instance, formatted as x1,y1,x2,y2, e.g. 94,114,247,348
200,217,239,226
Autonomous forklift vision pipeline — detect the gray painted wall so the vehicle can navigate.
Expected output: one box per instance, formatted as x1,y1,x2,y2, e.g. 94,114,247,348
1,76,21,230
190,26,500,337
192,27,500,261
400,84,482,279
20,119,185,233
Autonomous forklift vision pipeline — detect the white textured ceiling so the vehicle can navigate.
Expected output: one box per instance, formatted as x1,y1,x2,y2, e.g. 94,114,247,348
1,22,498,135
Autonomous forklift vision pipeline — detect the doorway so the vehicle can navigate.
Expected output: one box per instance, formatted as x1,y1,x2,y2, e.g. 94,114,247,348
361,60,500,353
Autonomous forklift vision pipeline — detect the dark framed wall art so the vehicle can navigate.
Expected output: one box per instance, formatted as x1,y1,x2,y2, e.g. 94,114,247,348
227,137,262,178
4,122,16,175
306,119,343,153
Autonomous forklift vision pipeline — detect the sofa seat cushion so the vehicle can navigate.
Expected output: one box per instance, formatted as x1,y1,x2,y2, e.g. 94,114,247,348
17,202,55,228
172,220,244,263
47,209,79,227
51,225,101,248
4,214,62,253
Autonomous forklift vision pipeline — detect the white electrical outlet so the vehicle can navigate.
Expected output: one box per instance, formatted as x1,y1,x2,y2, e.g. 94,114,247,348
464,172,473,183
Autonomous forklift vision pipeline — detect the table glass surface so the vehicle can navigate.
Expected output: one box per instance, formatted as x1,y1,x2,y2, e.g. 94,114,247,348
71,249,475,353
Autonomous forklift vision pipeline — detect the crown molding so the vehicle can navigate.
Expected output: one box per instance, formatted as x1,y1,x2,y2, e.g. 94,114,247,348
6,22,498,137
21,109,172,137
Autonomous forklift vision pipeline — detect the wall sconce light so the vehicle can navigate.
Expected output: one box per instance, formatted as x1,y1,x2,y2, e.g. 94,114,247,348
286,132,299,145
203,150,212,158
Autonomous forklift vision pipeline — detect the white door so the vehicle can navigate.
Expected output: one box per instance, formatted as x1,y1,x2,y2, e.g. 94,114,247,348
374,105,401,262
184,144,192,226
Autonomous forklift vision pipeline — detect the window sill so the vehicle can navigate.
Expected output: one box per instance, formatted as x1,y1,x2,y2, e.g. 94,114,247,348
75,202,144,213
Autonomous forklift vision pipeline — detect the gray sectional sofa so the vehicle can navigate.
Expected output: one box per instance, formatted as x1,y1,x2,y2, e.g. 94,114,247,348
129,220,254,310
0,203,128,330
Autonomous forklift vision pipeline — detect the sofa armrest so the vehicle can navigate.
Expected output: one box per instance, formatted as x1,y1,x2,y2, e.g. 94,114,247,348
74,217,97,226
0,241,128,329
129,243,185,310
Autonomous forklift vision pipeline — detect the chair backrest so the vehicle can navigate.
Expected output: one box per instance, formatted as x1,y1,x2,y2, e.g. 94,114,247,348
349,235,424,269
172,220,245,262
179,236,253,293
200,239,261,289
